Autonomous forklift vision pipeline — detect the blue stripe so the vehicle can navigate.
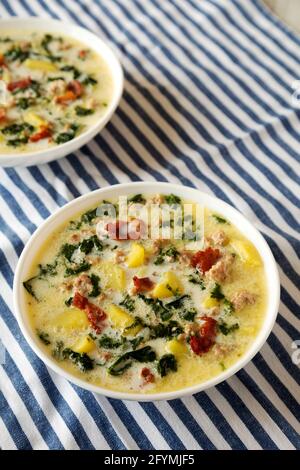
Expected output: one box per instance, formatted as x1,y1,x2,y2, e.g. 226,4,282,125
2,352,64,449
232,0,300,65
169,400,216,449
216,381,278,449
108,399,155,449
0,390,33,450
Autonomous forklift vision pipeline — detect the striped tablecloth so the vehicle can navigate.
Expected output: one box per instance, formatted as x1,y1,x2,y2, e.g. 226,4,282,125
0,0,299,450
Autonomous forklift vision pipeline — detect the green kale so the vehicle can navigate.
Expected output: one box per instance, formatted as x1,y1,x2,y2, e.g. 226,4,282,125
119,294,135,312
23,278,37,299
81,208,98,224
65,296,73,307
157,354,177,377
37,331,51,345
223,298,234,315
210,283,225,300
166,294,189,310
4,46,29,62
212,214,229,224
180,308,197,322
60,243,77,262
99,335,125,349
128,194,146,204
55,123,79,144
89,273,101,297
65,262,91,277
2,123,34,135
6,137,29,147
81,75,97,85
138,294,172,322
60,65,81,79
75,106,94,116
130,336,144,350
188,272,205,289
154,245,179,265
165,194,181,205
150,321,183,340
108,346,156,376
37,262,57,277
16,97,35,109
218,322,239,336
63,348,94,372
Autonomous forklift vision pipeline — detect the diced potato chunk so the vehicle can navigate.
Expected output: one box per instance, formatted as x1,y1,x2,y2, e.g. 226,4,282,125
126,243,145,268
123,322,143,337
24,58,58,72
107,304,133,330
24,111,47,128
230,240,261,267
165,339,187,356
98,261,126,291
202,296,219,309
2,68,11,83
152,271,183,298
53,308,89,330
72,336,95,354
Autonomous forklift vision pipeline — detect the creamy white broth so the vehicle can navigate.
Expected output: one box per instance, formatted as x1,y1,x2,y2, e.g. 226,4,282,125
0,31,114,153
24,194,267,394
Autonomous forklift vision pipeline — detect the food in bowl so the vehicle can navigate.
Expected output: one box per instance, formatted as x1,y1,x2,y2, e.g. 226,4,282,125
0,31,113,153
22,193,267,394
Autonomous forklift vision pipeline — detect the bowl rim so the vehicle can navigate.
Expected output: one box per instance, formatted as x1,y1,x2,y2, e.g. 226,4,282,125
13,182,280,401
0,17,124,166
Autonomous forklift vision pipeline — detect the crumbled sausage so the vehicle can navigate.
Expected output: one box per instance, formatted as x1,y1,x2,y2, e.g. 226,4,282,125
231,290,256,311
179,249,193,265
208,230,228,247
73,274,93,297
114,249,125,263
206,253,235,283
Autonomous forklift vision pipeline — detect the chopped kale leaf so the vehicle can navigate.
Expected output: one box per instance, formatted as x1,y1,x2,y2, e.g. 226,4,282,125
210,283,225,300
218,321,239,336
75,106,94,116
165,194,181,205
65,262,91,277
63,348,94,372
212,214,229,224
119,294,135,312
89,273,101,297
108,346,156,376
37,331,51,345
128,194,146,204
157,354,177,377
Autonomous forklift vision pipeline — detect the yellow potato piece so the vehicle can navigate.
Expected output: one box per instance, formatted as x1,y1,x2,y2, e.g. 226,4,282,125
53,308,89,330
107,304,133,330
72,336,95,354
123,321,143,337
230,240,261,267
202,296,219,309
126,243,145,268
24,111,47,128
98,261,126,291
2,68,11,83
24,58,58,72
152,271,183,298
165,339,187,356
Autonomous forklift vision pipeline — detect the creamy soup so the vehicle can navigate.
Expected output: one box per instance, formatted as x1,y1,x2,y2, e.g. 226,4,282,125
0,31,113,153
23,193,267,394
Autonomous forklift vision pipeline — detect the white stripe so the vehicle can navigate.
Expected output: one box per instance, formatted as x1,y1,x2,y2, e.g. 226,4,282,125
0,367,49,450
0,416,18,450
228,375,295,449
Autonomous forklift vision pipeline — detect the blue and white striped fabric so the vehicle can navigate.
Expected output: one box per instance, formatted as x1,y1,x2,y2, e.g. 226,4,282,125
0,0,299,450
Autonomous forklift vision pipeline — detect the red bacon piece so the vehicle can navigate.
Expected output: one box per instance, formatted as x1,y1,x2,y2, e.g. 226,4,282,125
190,247,220,273
72,291,107,333
7,77,31,92
67,80,83,97
29,126,52,142
106,219,146,241
141,367,155,384
133,276,153,293
189,316,217,355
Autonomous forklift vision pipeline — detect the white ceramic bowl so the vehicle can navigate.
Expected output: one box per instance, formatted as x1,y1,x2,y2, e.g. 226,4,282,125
0,18,123,167
13,182,280,401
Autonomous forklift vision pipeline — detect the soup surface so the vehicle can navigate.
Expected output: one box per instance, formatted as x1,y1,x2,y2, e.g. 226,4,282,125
23,193,267,394
0,31,113,153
